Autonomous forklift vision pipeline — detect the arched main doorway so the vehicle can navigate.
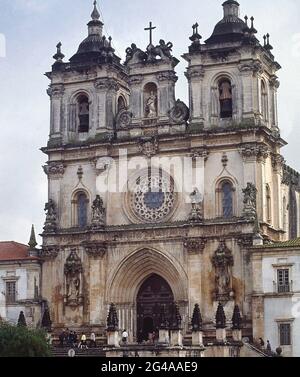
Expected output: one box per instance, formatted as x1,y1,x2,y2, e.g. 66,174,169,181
137,274,174,342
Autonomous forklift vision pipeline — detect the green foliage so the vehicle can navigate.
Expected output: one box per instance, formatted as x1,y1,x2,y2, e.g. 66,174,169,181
0,323,52,357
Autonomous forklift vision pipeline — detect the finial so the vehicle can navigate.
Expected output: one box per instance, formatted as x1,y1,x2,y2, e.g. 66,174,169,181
53,42,65,62
108,36,112,47
77,166,83,180
244,15,248,26
91,0,100,21
265,33,273,51
189,22,202,45
107,303,119,331
41,307,52,332
249,16,257,34
263,35,267,46
216,302,226,329
28,225,37,249
232,305,242,330
170,302,182,330
191,304,203,331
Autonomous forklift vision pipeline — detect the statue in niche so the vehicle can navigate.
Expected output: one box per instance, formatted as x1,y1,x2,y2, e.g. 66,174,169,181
67,275,80,302
91,195,106,229
212,240,234,302
145,91,157,118
64,251,83,307
189,188,203,222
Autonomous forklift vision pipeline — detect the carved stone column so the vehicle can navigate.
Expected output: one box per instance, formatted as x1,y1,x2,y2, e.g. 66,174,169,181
184,238,206,312
157,71,177,122
47,84,64,141
185,66,205,127
128,75,143,123
84,242,107,326
94,78,119,134
210,86,219,126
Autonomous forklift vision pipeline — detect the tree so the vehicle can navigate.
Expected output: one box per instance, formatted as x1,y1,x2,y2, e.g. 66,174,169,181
0,323,52,357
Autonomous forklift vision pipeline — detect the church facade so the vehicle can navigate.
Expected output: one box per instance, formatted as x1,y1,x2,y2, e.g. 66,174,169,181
40,0,300,348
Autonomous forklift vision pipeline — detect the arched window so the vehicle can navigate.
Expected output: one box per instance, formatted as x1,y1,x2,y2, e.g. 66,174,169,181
77,192,88,228
117,96,126,113
219,79,233,118
78,95,89,133
261,81,268,122
222,181,234,218
266,184,272,223
144,83,158,118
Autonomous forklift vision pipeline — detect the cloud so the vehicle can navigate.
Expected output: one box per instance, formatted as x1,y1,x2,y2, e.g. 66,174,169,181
13,0,50,12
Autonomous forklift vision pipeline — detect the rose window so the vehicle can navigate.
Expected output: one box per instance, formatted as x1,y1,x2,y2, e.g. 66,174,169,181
129,172,176,223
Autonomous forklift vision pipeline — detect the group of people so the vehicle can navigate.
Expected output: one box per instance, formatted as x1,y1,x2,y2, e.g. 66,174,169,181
259,338,272,353
58,329,97,349
137,329,159,344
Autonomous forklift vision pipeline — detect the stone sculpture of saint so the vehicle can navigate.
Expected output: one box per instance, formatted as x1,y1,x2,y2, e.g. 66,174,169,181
91,195,105,227
146,91,157,118
215,264,231,296
68,275,80,301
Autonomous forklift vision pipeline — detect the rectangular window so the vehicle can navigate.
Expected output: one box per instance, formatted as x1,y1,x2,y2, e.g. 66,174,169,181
6,281,16,304
279,324,291,346
277,269,290,293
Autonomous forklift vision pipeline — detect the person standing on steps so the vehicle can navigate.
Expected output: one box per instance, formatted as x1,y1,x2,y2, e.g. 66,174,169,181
122,329,129,345
90,332,96,348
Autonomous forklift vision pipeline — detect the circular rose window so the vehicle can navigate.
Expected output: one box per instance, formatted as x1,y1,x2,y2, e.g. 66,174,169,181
128,170,176,223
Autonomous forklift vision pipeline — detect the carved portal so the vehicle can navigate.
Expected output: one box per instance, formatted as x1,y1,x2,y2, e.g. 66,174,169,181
212,240,234,302
64,251,83,308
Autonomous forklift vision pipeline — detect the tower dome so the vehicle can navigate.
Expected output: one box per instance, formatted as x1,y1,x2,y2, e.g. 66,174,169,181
70,1,119,66
205,0,247,44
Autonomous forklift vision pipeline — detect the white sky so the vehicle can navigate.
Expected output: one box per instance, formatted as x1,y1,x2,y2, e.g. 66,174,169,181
0,0,299,245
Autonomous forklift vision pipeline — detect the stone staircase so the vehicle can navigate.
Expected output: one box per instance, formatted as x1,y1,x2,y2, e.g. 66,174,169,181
51,347,106,358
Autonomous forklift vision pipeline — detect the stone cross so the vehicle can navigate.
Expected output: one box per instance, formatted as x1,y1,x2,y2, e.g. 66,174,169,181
144,21,156,46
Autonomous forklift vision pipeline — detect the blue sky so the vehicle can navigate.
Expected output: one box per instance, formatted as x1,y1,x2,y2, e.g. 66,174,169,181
0,0,300,245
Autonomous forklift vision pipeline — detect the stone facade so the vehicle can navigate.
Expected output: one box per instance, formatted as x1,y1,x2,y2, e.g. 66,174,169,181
0,241,42,327
251,239,300,357
40,0,300,353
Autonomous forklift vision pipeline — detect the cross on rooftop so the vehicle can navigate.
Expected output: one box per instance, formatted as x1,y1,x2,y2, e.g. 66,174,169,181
144,21,156,46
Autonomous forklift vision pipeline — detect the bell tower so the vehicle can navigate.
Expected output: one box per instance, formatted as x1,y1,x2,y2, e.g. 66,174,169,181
46,1,129,147
183,0,281,133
